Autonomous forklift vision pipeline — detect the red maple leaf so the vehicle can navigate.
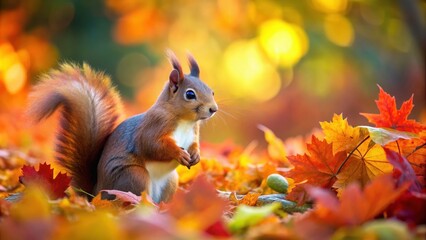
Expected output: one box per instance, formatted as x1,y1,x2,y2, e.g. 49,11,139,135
19,162,71,199
384,148,422,192
285,136,346,202
384,148,426,226
385,137,426,183
360,85,426,133
204,220,232,238
386,191,426,226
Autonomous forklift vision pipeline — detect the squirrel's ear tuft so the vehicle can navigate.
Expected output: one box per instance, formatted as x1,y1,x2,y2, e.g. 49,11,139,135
169,69,180,93
187,53,200,78
166,49,184,81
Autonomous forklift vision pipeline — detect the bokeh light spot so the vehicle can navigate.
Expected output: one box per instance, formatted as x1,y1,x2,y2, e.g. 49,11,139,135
324,14,354,47
220,40,281,102
258,19,308,68
312,0,348,13
4,63,26,94
298,55,347,97
116,53,150,87
387,18,411,52
0,43,28,94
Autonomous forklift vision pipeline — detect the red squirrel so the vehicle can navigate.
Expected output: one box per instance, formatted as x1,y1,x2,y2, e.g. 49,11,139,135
28,51,218,203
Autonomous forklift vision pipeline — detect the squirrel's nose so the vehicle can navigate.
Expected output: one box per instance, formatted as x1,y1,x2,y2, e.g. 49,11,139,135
209,106,218,114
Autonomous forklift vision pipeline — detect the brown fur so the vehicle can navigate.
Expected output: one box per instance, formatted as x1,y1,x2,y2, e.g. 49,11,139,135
27,63,123,194
29,53,217,202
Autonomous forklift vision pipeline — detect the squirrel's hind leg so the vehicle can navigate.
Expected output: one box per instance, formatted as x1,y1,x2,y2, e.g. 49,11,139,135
158,170,178,203
109,165,150,196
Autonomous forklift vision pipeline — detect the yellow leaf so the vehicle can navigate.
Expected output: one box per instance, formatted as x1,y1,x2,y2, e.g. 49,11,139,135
258,125,291,167
10,185,50,221
320,114,368,154
334,139,393,191
54,211,122,240
177,162,202,184
285,177,297,194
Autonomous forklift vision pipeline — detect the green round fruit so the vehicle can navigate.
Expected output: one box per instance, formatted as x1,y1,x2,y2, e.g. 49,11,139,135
267,173,288,193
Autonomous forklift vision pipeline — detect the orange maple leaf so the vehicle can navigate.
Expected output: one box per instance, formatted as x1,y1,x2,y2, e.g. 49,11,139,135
285,136,346,202
286,136,346,188
385,134,426,181
229,192,261,206
306,174,410,227
360,85,426,133
165,175,228,232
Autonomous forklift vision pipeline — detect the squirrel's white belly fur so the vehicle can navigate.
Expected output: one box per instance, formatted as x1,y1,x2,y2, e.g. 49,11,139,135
171,120,195,150
146,120,195,202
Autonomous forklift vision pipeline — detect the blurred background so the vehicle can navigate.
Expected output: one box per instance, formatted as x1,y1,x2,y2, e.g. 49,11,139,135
0,0,425,150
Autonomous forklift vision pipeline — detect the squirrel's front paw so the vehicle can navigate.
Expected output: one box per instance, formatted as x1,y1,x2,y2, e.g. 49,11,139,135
189,150,200,166
176,149,191,167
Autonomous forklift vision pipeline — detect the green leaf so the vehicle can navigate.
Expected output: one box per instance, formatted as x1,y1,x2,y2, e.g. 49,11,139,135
228,202,281,233
361,220,411,240
358,126,418,146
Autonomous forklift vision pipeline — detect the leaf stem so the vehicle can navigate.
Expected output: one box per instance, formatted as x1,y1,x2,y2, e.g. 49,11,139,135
336,136,370,175
406,142,426,158
396,140,401,155
73,187,96,198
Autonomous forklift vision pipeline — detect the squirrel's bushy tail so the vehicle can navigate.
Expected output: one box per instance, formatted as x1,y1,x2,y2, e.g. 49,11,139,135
28,63,123,194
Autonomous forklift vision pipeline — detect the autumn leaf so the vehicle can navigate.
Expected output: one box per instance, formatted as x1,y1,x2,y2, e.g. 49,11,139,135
320,114,368,154
384,148,422,192
286,136,346,201
9,186,50,221
333,138,393,190
383,149,426,226
330,220,412,240
176,162,203,184
19,162,71,199
92,190,142,211
0,149,36,170
0,186,54,240
386,191,426,226
360,85,426,133
306,174,410,227
165,175,228,232
52,190,95,217
259,125,292,167
228,202,281,233
54,211,123,239
204,220,232,238
385,135,426,181
0,198,11,217
360,126,418,146
229,192,261,206
119,212,179,239
244,217,295,240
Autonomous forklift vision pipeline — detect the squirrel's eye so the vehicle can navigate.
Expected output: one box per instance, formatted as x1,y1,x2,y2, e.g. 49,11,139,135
185,89,197,100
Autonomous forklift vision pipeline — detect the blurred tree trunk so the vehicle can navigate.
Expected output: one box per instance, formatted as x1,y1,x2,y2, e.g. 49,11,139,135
399,0,426,103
